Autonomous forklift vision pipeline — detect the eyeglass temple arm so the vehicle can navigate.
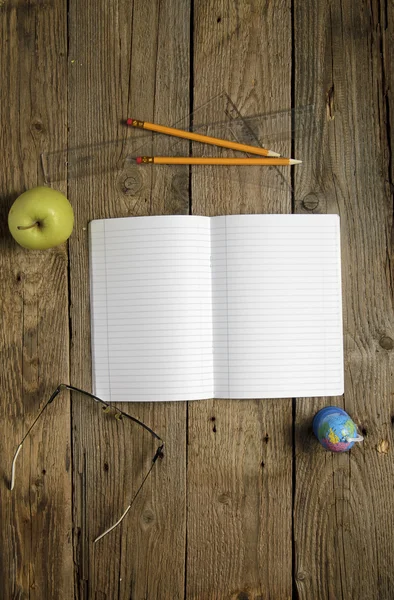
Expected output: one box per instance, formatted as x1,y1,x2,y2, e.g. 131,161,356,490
94,443,164,543
10,386,63,490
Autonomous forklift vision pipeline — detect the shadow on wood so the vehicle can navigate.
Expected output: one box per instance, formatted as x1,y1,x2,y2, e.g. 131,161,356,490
0,1,53,13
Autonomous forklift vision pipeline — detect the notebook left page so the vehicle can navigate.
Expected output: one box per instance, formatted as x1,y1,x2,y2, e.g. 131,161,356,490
89,216,213,401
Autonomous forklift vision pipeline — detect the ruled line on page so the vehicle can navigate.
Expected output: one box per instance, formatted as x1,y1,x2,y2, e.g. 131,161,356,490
89,216,214,401
90,215,344,401
211,214,343,399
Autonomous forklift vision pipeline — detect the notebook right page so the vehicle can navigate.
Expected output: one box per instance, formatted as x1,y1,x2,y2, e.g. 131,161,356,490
211,214,344,399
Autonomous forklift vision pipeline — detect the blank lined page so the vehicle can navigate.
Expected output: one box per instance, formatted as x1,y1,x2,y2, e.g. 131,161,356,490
211,214,344,399
89,216,213,402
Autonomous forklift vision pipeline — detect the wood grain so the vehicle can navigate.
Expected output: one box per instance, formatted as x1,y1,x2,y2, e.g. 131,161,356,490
1,1,393,597
67,0,190,597
0,1,72,598
293,1,394,599
187,2,293,599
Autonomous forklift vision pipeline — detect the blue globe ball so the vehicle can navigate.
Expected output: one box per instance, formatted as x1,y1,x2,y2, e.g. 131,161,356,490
313,407,363,452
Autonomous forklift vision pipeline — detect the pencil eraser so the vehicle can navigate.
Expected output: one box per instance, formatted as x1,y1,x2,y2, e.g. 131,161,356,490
126,118,133,126
136,156,142,164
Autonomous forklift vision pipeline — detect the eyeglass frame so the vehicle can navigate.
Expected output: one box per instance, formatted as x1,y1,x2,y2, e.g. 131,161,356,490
9,383,165,543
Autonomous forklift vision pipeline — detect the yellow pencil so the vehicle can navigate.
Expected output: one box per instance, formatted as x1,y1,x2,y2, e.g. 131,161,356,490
127,118,281,157
136,156,301,166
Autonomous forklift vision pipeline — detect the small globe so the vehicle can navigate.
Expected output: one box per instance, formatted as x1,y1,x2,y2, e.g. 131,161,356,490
313,407,362,452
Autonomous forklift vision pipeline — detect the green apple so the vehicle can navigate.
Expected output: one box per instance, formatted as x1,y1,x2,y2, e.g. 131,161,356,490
8,186,74,250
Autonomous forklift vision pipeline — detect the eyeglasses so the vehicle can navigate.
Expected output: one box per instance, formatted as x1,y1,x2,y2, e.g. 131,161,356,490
9,383,164,543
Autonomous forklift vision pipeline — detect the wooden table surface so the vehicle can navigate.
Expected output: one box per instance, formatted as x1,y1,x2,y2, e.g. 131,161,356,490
1,1,393,599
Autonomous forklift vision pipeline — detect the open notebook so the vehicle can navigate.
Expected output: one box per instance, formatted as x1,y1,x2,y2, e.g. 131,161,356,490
89,214,344,401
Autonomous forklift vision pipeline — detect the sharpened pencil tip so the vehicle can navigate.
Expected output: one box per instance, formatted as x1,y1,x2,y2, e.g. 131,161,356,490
289,159,302,165
267,150,281,157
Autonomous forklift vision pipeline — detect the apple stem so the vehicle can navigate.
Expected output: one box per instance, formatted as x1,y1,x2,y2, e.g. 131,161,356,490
17,222,40,231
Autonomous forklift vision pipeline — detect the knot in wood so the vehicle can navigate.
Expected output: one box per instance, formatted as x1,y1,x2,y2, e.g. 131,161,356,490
218,493,231,505
379,335,394,350
141,509,155,524
121,169,143,195
302,193,319,211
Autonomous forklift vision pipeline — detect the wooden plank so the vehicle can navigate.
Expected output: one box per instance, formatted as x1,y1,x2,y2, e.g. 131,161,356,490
187,3,293,599
0,1,72,599
293,1,394,598
67,1,190,597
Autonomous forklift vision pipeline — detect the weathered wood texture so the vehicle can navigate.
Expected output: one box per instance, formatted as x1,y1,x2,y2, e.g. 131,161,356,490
293,2,394,599
0,0,393,599
187,3,293,599
67,0,190,598
0,1,72,599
